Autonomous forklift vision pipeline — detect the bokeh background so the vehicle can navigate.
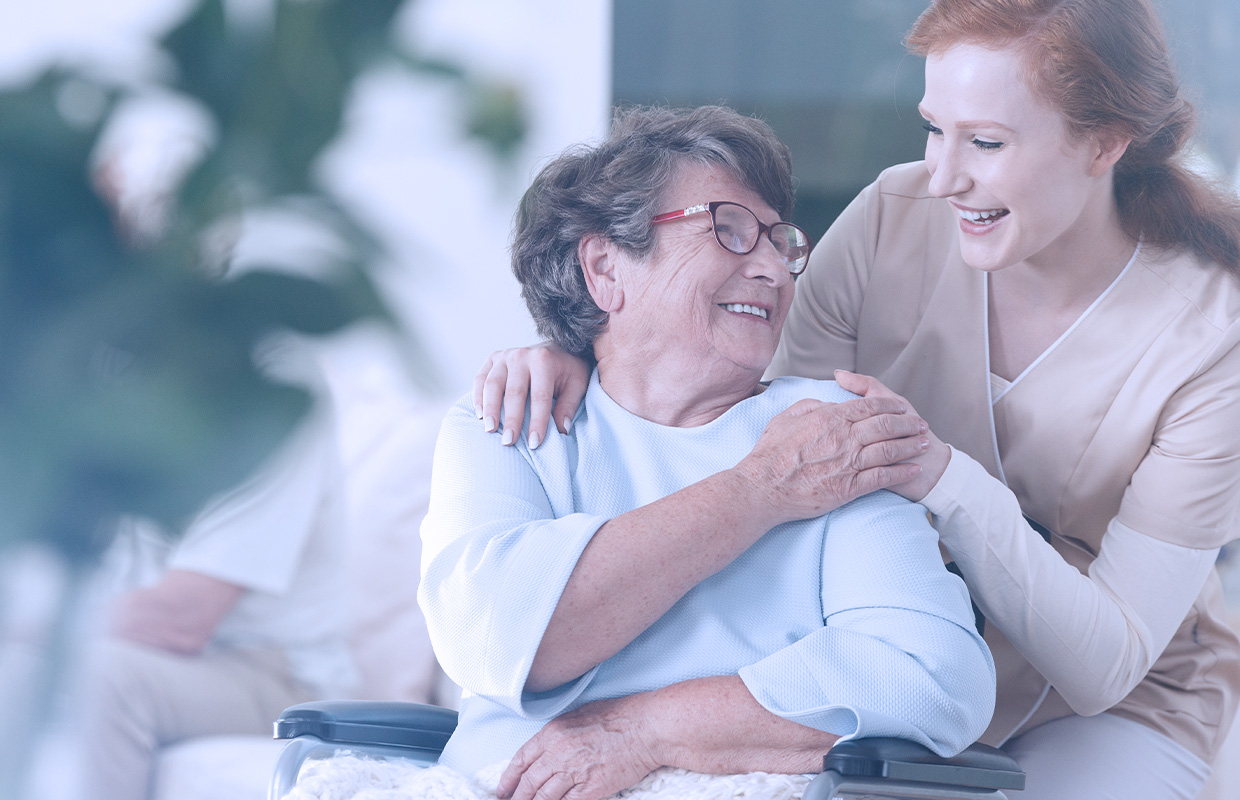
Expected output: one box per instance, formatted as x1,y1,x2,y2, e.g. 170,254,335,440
1,1,1238,798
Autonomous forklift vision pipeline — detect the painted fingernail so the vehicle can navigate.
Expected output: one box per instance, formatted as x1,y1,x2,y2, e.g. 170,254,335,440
474,404,483,419
502,427,516,446
484,416,497,433
529,430,541,450
562,416,574,434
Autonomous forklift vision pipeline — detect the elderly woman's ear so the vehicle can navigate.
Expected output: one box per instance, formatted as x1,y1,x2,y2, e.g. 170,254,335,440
578,234,625,313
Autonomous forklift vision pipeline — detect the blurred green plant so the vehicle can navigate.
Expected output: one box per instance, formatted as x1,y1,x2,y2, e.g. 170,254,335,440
0,0,526,795
0,0,527,565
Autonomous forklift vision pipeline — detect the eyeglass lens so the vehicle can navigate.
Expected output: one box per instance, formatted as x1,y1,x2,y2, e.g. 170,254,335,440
712,203,809,273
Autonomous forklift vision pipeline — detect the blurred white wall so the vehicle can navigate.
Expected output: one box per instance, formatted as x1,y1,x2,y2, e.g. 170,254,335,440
325,0,612,396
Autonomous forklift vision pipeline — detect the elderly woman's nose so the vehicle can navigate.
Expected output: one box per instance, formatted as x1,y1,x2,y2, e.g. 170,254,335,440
743,239,793,284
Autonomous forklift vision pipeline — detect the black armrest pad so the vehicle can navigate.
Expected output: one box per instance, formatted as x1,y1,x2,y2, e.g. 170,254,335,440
823,738,1025,791
274,700,458,751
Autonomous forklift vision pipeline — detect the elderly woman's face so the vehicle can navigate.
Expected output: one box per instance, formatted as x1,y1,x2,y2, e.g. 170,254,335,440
619,162,795,376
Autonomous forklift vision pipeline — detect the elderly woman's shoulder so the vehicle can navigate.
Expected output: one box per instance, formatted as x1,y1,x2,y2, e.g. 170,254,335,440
763,376,859,406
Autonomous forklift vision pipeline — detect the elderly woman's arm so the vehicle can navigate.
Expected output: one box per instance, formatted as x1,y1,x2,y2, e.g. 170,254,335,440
496,676,837,800
421,393,930,701
496,491,994,800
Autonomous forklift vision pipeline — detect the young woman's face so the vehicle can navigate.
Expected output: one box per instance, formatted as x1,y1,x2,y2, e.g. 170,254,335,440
920,43,1114,273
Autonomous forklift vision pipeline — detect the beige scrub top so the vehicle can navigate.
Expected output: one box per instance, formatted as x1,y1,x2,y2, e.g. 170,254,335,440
769,161,1240,762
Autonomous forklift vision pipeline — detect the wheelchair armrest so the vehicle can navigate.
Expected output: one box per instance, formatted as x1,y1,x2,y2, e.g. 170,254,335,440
805,738,1025,800
269,701,458,800
274,700,458,750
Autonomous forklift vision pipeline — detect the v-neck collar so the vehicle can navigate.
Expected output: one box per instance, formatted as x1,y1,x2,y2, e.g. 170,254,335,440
986,241,1142,405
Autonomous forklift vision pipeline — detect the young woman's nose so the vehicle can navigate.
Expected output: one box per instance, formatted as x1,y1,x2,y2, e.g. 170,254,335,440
926,143,971,199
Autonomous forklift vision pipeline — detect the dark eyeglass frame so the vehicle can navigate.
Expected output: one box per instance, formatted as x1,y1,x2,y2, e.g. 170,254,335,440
651,201,812,275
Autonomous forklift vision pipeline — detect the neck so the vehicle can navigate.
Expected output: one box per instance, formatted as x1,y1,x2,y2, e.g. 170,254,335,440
593,338,763,427
998,196,1136,312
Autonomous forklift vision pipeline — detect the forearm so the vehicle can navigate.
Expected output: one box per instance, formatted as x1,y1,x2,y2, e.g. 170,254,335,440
640,675,838,775
922,448,1216,714
110,570,244,655
530,469,784,691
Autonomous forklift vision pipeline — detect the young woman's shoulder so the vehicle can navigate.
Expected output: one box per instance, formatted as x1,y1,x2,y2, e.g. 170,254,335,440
1139,244,1240,333
872,160,934,199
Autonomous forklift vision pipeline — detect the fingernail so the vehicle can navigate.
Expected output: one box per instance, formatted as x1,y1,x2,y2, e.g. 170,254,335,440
484,416,497,433
529,430,541,450
474,404,483,419
919,421,928,433
502,427,516,446
920,437,930,450
562,416,574,434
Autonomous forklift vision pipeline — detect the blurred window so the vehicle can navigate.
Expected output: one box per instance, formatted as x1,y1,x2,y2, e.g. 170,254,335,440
613,0,1240,238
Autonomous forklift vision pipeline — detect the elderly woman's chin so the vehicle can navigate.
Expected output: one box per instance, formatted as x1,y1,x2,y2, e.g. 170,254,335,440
710,311,787,373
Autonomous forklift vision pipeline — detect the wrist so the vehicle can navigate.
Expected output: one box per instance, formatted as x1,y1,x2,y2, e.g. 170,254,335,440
725,456,793,529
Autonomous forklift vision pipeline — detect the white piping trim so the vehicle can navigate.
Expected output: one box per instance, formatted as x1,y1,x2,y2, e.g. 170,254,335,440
981,274,1009,487
997,680,1053,747
990,241,1142,403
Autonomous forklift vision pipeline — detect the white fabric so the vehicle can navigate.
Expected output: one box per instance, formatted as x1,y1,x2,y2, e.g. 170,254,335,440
285,755,814,800
1002,712,1210,799
106,407,357,697
922,446,1220,717
419,373,994,775
154,736,289,800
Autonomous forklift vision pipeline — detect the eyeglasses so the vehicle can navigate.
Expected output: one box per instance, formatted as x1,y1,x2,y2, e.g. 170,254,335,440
651,201,812,275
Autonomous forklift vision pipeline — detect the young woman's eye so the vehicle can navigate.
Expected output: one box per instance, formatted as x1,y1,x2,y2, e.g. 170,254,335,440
972,138,1003,151
922,122,943,136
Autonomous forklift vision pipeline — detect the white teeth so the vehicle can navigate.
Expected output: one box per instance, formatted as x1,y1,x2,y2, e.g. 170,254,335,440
721,303,768,320
958,208,1005,223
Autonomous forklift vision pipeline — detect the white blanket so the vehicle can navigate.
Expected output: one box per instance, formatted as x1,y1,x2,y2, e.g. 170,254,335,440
283,752,814,800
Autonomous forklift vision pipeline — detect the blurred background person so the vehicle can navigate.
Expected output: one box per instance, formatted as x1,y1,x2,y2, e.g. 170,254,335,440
80,349,357,800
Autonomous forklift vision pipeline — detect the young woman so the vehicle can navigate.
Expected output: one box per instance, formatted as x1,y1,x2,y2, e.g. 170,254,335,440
475,2,1240,797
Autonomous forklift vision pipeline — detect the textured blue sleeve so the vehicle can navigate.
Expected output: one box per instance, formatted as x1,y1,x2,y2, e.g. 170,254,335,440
738,491,996,756
417,395,605,719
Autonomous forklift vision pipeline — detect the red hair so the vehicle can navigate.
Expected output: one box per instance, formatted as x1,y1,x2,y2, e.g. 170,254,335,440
906,0,1240,270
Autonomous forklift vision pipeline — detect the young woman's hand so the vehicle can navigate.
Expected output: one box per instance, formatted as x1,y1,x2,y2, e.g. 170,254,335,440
833,370,951,501
473,342,590,449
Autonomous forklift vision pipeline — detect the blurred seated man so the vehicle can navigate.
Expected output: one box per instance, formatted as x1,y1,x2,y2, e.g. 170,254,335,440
81,399,357,800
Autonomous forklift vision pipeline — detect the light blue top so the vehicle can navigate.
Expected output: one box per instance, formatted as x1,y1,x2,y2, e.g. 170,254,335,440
419,373,995,774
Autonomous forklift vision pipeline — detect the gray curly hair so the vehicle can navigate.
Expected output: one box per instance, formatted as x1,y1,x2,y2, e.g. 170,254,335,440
510,105,796,360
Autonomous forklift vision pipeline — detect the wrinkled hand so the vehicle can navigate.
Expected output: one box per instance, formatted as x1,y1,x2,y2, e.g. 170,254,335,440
496,695,661,800
735,391,929,523
473,342,590,449
833,370,950,501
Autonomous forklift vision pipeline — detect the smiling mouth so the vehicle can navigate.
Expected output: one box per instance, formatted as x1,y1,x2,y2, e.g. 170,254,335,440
957,207,1010,225
720,303,769,320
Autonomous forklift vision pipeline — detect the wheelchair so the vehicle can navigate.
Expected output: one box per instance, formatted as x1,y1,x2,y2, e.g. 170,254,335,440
269,700,1025,800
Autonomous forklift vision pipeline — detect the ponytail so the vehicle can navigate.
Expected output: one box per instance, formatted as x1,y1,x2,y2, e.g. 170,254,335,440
1113,101,1240,269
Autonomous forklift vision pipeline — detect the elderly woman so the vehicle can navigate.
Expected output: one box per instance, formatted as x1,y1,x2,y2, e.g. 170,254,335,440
418,105,994,800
